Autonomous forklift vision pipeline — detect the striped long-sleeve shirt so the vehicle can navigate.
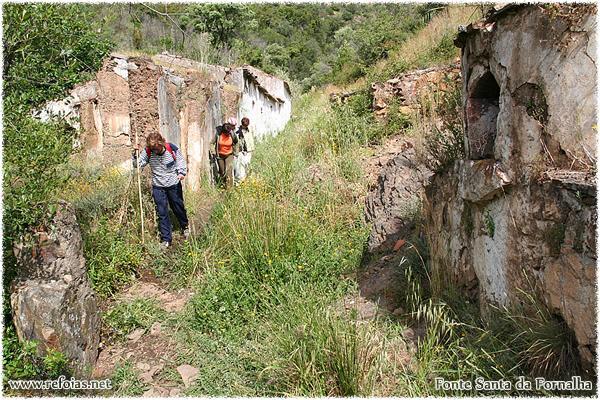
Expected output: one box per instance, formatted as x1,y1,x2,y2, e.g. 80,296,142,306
132,143,187,188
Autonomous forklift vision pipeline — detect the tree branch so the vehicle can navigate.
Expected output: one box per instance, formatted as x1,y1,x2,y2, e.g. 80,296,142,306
140,2,186,47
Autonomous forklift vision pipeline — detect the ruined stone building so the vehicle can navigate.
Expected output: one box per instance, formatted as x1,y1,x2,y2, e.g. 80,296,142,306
424,4,597,368
37,52,292,190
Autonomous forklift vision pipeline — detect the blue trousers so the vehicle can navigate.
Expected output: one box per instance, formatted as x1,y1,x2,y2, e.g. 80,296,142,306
152,182,189,243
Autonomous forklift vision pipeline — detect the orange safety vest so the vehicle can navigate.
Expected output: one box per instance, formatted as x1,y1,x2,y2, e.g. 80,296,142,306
218,133,233,156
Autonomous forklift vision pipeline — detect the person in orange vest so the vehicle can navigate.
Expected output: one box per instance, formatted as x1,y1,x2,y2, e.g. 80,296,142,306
210,117,239,189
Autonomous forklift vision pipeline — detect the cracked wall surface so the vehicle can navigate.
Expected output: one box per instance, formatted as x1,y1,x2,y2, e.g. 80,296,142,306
37,53,292,190
426,4,597,371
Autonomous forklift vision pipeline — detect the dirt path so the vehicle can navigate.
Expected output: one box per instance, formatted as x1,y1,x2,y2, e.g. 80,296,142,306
91,137,423,395
92,281,195,396
92,195,217,396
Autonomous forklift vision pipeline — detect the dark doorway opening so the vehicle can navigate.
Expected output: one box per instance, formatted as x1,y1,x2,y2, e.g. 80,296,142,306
466,71,500,159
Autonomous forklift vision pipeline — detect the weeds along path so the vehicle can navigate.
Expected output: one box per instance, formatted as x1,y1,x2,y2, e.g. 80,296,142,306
74,88,580,396
80,90,417,396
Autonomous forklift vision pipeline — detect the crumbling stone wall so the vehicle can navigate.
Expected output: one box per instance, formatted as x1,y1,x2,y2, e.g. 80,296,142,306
129,58,162,162
371,63,461,122
39,53,292,189
424,4,597,369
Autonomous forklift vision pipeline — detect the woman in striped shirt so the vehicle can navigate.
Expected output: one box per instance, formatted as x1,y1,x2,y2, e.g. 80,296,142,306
133,132,189,249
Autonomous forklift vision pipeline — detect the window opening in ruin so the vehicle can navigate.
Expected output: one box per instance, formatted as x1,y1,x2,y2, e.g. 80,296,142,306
466,71,500,159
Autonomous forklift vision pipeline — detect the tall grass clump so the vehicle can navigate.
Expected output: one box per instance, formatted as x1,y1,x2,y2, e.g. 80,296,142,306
393,250,594,396
368,5,482,82
259,290,383,396
176,91,390,395
491,289,584,381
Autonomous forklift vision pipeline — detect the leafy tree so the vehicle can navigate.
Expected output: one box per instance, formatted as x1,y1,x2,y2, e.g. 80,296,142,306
3,4,112,111
330,42,362,84
261,43,290,73
180,4,255,47
3,3,112,280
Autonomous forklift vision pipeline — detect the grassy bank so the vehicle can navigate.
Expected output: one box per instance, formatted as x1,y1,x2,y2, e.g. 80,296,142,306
53,86,593,397
167,92,387,396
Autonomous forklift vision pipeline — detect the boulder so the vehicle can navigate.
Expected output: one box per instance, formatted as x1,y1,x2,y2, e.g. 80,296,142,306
11,201,100,377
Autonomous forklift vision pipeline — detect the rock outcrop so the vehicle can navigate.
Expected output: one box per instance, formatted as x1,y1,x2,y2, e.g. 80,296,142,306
371,63,461,122
425,4,597,369
364,139,432,253
364,63,461,253
35,52,292,190
11,202,100,377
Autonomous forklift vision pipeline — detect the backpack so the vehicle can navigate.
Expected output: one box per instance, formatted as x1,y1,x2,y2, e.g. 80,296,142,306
146,142,177,160
236,126,248,152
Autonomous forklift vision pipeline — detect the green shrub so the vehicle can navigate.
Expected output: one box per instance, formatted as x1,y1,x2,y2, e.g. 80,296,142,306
329,102,379,150
103,299,166,338
62,164,131,225
422,125,464,173
384,97,413,136
84,218,143,297
346,89,373,117
3,116,76,281
2,326,70,385
336,156,363,183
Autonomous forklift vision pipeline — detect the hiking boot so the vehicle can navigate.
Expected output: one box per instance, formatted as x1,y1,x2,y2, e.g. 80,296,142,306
160,241,170,250
183,227,190,240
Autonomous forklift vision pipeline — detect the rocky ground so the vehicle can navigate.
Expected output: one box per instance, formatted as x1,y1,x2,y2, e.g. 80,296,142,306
91,272,197,396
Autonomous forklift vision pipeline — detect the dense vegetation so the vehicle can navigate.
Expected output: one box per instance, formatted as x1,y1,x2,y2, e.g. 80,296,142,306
94,3,439,89
3,2,591,396
2,3,112,384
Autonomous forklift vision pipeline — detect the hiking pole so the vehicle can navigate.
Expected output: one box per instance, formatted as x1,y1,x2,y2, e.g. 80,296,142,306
135,132,145,244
